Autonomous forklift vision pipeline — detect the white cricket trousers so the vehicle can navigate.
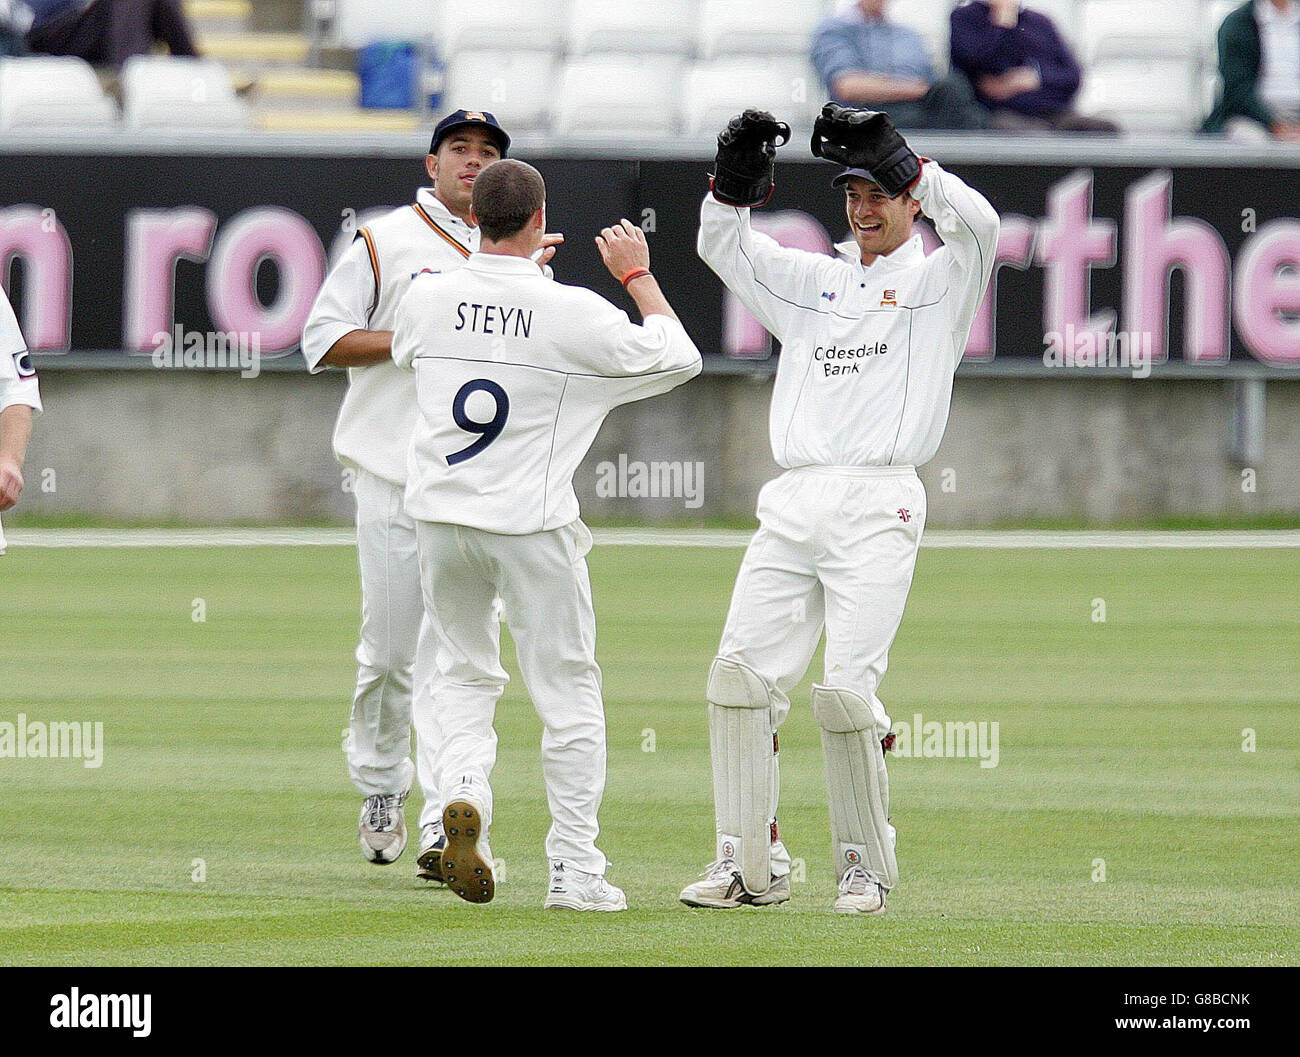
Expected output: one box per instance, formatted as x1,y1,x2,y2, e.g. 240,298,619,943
414,518,609,876
717,465,926,873
348,469,441,827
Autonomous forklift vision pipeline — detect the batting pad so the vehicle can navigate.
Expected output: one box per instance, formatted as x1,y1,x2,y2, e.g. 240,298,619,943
707,657,775,894
811,684,898,891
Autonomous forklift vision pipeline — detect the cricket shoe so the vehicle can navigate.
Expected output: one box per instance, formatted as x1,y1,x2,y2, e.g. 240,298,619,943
678,858,791,909
542,860,627,912
358,790,408,864
416,821,446,884
833,864,887,915
441,799,494,904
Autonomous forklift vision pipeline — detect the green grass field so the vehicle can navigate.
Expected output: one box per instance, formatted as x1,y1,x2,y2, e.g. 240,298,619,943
1,542,1297,966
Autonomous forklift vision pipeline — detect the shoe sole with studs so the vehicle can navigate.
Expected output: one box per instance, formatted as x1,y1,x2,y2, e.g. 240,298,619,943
441,801,493,904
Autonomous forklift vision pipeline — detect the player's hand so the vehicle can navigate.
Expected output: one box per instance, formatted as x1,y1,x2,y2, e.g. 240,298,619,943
535,232,564,268
810,103,921,198
0,457,23,511
595,219,650,281
712,108,790,207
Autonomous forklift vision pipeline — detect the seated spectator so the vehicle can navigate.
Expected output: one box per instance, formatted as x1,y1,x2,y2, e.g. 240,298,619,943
1203,0,1300,143
950,0,1119,133
811,0,988,131
23,0,199,70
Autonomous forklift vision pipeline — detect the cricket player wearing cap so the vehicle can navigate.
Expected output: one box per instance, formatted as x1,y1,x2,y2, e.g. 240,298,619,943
302,109,560,881
0,286,41,554
392,159,702,910
680,104,999,914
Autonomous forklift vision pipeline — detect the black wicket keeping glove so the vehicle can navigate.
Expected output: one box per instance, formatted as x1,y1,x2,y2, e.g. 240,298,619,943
711,109,791,208
810,103,921,198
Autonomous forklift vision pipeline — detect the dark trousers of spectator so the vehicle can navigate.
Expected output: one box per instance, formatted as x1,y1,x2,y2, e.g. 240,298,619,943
871,73,989,132
27,0,198,68
988,109,1120,135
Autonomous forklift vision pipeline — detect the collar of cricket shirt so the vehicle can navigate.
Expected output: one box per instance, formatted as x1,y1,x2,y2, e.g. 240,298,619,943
415,186,474,235
466,252,547,274
834,232,926,271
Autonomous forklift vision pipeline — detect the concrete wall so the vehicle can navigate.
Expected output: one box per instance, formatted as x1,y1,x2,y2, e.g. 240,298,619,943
12,370,1297,526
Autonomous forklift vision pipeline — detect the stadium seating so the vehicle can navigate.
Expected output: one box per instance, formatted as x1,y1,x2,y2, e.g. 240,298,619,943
1076,56,1203,133
439,0,569,54
1078,0,1200,61
888,0,957,71
567,0,697,56
684,57,822,135
0,56,117,129
121,56,248,130
554,55,685,136
696,0,828,60
443,50,558,132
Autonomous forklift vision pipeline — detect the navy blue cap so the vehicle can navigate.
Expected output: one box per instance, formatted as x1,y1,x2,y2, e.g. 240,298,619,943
832,167,880,188
429,109,510,157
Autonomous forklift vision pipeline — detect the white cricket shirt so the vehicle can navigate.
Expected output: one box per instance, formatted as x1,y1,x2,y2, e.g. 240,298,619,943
393,253,702,534
302,188,478,486
698,160,998,469
0,287,42,415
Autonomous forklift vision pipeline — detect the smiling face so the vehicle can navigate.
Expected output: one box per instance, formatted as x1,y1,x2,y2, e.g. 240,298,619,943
843,176,921,264
425,127,505,223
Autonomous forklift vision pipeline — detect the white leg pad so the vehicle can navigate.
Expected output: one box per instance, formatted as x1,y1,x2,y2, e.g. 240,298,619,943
811,684,898,890
707,657,775,894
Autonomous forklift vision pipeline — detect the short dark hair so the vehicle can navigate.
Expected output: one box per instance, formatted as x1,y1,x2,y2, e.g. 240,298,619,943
471,159,545,242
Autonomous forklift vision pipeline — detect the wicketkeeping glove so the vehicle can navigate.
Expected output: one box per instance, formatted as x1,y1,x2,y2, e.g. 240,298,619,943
711,108,791,208
810,103,921,198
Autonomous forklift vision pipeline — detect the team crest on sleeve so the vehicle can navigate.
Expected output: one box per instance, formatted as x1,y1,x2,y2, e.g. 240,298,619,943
13,351,36,378
880,289,898,307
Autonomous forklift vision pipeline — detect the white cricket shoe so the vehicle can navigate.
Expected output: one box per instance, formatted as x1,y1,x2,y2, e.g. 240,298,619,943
678,858,791,909
416,821,446,884
543,860,627,912
358,790,408,864
833,864,887,915
441,799,494,904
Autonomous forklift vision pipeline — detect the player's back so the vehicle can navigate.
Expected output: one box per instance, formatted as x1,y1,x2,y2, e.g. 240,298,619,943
393,252,701,534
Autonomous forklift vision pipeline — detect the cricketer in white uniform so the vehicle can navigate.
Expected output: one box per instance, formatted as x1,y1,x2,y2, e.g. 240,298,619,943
392,160,702,910
0,286,42,552
679,106,999,914
302,111,553,880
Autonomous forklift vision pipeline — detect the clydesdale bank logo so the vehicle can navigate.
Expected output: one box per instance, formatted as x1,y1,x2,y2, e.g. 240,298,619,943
50,989,151,1037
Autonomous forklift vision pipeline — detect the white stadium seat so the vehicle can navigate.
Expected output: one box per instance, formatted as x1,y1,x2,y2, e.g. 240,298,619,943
439,0,570,55
697,0,828,59
567,0,697,56
330,0,440,48
443,50,557,133
121,57,248,130
554,55,685,137
1079,0,1200,61
683,57,822,136
1077,56,1202,133
0,57,117,129
1202,0,1239,59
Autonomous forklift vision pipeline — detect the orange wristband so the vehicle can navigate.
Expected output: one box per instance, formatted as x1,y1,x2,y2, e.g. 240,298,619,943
620,268,651,289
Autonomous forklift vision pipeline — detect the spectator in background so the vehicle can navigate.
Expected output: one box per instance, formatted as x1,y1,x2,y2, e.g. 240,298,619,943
1203,0,1300,142
23,0,199,69
811,0,987,130
950,0,1119,133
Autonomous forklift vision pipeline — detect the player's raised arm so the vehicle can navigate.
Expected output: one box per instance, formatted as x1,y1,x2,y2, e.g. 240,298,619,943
697,110,839,340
